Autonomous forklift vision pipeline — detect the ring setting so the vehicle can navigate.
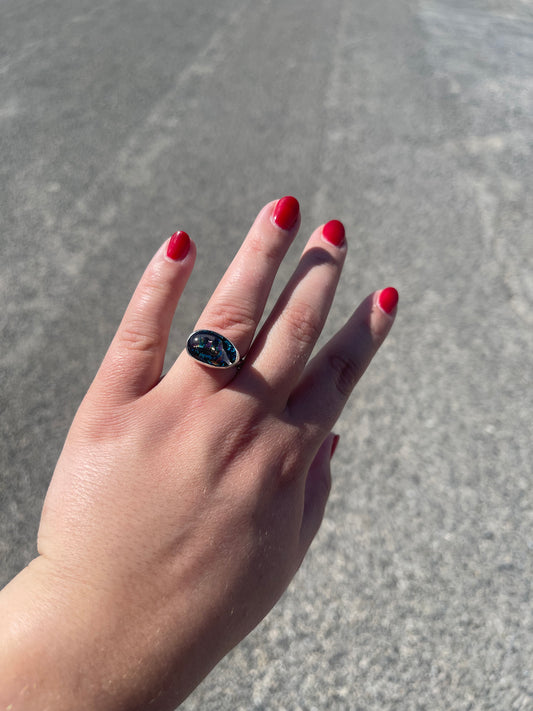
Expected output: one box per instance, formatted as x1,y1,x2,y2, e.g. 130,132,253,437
186,330,242,369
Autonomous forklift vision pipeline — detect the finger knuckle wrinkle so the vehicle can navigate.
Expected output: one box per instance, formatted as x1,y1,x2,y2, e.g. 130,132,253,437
120,323,162,353
329,353,360,398
282,303,322,349
207,301,257,334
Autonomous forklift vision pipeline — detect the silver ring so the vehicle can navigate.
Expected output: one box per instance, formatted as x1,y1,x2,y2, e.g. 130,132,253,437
186,329,242,369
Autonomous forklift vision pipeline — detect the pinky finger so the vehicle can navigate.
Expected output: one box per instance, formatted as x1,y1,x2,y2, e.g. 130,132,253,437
298,433,336,557
288,288,398,432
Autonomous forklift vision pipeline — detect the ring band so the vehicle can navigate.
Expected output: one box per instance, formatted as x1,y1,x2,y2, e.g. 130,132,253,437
186,330,242,369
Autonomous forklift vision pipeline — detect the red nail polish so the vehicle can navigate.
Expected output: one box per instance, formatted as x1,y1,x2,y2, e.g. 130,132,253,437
330,434,340,459
378,287,399,314
322,220,345,246
272,196,300,231
167,231,190,261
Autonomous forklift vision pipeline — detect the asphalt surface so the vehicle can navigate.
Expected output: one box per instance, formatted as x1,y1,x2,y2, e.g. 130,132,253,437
1,0,532,709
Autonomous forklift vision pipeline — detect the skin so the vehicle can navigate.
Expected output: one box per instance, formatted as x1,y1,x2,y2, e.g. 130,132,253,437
0,199,397,711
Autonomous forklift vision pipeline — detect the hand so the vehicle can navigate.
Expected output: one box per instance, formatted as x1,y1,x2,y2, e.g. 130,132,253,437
0,197,398,711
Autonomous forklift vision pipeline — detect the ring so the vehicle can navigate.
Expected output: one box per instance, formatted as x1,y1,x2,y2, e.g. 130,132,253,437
186,329,242,369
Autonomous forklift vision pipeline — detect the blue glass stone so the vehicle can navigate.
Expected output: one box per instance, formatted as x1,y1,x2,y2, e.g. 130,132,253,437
186,330,239,368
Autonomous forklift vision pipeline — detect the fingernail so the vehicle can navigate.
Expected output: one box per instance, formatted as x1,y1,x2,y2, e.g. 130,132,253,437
166,231,190,261
322,220,345,247
272,196,300,231
330,434,340,459
377,287,399,314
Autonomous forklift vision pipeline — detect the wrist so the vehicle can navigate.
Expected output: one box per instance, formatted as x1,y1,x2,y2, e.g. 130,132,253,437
0,556,210,711
0,557,129,711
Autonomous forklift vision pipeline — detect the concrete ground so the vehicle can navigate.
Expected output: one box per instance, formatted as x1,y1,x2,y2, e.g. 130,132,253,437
1,0,532,709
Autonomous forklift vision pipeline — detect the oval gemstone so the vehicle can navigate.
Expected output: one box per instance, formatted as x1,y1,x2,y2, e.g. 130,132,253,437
186,330,239,368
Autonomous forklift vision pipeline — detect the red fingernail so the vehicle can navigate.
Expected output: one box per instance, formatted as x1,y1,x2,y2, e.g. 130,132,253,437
322,220,345,246
272,196,300,231
378,287,399,314
330,434,340,459
166,231,190,261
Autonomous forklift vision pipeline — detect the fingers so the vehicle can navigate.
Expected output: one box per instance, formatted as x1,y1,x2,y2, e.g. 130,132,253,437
240,220,347,401
94,232,196,403
298,433,336,557
167,197,301,391
288,288,399,432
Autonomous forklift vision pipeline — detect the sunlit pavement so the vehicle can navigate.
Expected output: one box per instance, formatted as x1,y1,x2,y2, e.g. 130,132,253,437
1,1,532,708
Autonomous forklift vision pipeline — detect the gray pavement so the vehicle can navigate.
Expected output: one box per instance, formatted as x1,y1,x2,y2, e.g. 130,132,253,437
1,0,532,708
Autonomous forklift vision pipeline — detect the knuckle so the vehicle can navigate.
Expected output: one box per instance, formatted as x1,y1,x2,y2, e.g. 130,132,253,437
329,353,361,398
119,320,163,354
204,300,257,336
281,301,322,350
